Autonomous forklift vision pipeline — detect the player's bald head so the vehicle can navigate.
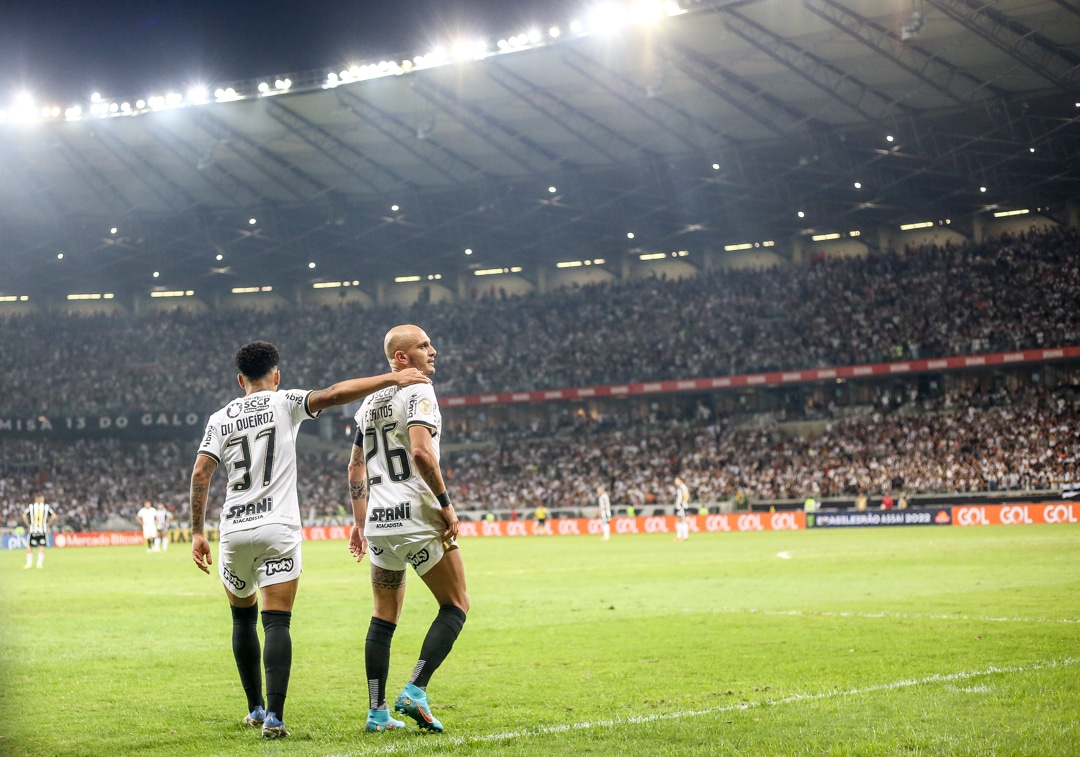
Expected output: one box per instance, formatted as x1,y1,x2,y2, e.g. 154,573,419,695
384,324,424,363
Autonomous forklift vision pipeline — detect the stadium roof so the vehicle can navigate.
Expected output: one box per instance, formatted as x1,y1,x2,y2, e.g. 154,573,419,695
1,0,1078,300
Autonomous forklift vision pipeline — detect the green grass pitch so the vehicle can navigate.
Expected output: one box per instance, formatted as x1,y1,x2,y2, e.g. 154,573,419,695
2,525,1078,756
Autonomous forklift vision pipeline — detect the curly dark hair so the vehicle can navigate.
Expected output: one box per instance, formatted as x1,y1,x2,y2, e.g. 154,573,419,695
235,341,280,380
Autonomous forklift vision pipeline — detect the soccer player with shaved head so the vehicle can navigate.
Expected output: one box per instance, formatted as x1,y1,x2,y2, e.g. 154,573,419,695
190,340,429,739
348,325,469,734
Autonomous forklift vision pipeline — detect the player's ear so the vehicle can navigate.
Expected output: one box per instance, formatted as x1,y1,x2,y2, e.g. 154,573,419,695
237,373,246,391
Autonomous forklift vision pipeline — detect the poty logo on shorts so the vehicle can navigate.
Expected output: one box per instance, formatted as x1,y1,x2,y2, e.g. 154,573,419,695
264,557,294,576
223,565,247,591
407,549,430,569
369,544,384,556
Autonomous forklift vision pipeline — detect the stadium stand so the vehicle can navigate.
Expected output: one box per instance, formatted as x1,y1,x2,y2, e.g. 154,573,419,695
1,226,1078,417
4,225,1080,527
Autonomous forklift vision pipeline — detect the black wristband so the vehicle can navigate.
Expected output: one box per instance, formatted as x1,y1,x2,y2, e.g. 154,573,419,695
437,492,452,509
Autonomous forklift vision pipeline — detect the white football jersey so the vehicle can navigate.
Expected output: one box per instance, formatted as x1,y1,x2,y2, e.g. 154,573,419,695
674,483,690,517
354,382,443,537
598,492,612,521
198,389,317,536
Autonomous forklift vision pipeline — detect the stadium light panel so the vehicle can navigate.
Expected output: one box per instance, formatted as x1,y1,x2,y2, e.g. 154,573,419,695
150,290,193,298
308,262,316,269
395,276,422,283
312,281,342,289
993,209,1030,218
811,233,841,242
549,26,561,38
899,221,934,230
849,230,861,237
626,232,635,239
557,260,584,268
639,253,666,260
724,243,753,251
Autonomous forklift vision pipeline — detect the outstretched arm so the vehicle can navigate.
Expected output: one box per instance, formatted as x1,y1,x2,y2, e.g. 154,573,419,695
307,369,430,415
190,453,218,574
347,443,369,563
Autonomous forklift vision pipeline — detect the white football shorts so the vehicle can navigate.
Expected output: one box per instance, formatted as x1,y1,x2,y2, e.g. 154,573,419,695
367,532,453,577
217,523,303,598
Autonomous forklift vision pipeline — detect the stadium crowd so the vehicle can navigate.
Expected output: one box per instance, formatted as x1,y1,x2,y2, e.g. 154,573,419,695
0,226,1077,418
2,373,1076,529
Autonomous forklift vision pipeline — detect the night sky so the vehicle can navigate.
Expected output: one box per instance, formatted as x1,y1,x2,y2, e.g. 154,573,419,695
0,0,579,104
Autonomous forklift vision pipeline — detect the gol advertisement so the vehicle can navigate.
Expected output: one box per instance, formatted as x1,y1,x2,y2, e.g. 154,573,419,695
11,504,1076,548
952,502,1080,527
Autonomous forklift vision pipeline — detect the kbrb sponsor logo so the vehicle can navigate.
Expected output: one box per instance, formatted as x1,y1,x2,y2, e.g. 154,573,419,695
223,565,247,591
264,557,294,576
1043,504,1078,523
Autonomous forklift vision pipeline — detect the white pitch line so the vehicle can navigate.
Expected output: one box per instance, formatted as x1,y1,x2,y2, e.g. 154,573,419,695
332,657,1077,756
701,606,1080,624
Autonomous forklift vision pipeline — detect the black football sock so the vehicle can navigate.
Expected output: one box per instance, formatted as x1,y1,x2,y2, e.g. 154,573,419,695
230,604,263,712
366,617,397,710
261,610,292,719
409,605,467,690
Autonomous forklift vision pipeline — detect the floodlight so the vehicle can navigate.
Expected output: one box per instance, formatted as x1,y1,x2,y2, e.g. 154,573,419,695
549,27,561,38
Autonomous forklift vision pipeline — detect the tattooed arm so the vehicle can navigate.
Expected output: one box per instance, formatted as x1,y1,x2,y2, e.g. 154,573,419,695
347,441,369,562
190,453,218,574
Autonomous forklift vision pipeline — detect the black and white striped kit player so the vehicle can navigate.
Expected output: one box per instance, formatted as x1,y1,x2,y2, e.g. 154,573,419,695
22,493,56,569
